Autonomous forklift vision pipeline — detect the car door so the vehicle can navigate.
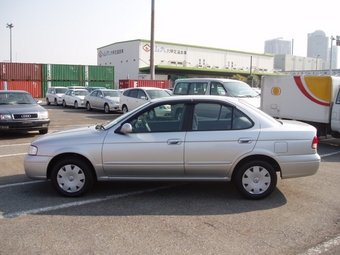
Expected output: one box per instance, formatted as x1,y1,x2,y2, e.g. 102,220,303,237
92,90,100,108
184,102,259,177
102,103,186,177
64,90,72,105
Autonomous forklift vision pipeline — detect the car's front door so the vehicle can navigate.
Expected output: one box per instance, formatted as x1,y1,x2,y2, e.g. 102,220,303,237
102,103,186,177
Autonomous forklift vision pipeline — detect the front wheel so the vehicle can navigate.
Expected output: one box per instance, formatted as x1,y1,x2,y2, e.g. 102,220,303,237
74,101,79,109
86,102,92,111
104,103,110,114
234,160,277,200
51,157,94,197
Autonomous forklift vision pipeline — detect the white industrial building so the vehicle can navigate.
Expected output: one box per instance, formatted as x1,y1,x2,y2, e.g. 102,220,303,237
97,39,276,87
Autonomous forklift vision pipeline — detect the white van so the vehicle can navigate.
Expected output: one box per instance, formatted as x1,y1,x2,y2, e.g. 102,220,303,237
172,78,260,108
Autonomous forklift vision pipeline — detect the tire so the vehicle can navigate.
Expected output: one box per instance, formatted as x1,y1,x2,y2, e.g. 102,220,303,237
54,98,58,105
86,102,92,111
62,100,67,107
104,103,110,114
74,101,79,109
122,105,128,114
234,160,277,200
50,157,94,197
46,98,50,105
39,128,48,134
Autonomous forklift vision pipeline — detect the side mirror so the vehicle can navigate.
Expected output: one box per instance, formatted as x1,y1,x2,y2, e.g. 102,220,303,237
120,123,133,134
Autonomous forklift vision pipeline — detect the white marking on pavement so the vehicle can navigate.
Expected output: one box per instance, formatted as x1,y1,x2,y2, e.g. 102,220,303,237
0,183,180,219
298,234,340,255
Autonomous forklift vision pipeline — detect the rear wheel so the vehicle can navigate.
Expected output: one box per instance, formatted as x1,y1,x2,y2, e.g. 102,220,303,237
62,100,67,107
234,160,277,200
51,157,94,197
122,105,128,114
74,101,79,109
46,98,50,105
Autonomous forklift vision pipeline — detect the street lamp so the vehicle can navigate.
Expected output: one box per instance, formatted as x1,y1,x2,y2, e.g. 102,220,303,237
6,23,14,63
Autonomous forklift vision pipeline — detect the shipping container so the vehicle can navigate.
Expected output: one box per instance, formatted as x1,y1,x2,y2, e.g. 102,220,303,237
83,81,114,89
119,79,170,89
0,62,42,81
42,81,83,97
0,80,42,98
42,64,81,81
82,65,114,81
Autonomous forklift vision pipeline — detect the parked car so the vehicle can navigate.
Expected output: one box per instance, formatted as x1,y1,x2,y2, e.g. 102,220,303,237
120,87,171,115
172,78,261,108
62,88,89,108
24,95,320,199
0,90,50,134
84,87,107,93
84,89,121,113
46,87,68,106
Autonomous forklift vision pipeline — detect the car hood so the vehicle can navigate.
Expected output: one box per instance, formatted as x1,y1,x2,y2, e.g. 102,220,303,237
32,125,107,146
0,104,46,113
105,96,120,101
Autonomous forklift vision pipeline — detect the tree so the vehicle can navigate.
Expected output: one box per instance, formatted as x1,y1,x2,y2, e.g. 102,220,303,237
247,75,260,87
231,74,247,82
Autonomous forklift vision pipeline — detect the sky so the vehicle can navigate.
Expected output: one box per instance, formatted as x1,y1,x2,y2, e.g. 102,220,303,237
0,0,339,68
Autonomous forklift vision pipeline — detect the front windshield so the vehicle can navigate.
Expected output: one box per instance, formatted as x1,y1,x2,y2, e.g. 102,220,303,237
0,92,37,105
75,90,89,96
223,81,259,97
56,88,68,93
102,102,151,129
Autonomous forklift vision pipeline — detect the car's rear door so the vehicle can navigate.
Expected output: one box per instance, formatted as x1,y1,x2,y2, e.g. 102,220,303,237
184,103,260,177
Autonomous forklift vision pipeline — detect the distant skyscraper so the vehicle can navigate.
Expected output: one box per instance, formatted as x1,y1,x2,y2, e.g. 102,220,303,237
307,30,328,62
329,45,338,69
264,38,291,54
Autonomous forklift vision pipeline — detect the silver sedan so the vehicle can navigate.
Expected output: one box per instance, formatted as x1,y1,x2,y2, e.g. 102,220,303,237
84,89,121,113
24,96,320,199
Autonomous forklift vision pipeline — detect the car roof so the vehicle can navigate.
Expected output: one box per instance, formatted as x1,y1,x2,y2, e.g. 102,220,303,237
175,78,245,83
151,95,240,104
124,87,165,91
0,90,29,94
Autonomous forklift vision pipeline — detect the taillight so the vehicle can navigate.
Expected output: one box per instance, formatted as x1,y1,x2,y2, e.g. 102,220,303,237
312,136,318,149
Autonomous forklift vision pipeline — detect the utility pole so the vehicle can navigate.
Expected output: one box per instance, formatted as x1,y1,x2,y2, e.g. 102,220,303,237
6,23,14,62
150,0,155,80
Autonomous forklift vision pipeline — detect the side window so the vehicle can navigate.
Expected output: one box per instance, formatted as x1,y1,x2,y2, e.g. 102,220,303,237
192,103,233,131
210,83,226,95
128,103,185,133
174,82,189,95
137,90,147,99
192,104,253,131
129,90,138,98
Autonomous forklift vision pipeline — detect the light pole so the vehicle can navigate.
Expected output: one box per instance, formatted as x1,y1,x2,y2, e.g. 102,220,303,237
330,36,335,75
150,0,155,80
6,23,14,63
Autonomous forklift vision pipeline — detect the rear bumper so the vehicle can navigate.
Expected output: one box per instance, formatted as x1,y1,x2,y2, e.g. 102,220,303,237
279,154,321,179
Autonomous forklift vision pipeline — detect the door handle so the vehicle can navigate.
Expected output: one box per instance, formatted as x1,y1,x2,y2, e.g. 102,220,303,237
167,139,182,145
238,138,251,144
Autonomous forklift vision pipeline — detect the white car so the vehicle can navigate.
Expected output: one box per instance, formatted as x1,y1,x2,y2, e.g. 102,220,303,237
120,87,171,116
24,95,320,200
84,89,121,113
62,88,89,108
46,87,68,106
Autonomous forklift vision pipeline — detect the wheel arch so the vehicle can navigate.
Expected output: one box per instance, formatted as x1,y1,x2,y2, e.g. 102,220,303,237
231,155,281,181
47,153,97,181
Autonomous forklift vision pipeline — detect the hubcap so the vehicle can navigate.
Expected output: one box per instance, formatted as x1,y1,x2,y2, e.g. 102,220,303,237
57,164,85,193
242,166,271,194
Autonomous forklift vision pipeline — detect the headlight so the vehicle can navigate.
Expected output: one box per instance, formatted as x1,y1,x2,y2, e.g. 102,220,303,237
0,114,12,120
28,145,38,155
39,111,49,119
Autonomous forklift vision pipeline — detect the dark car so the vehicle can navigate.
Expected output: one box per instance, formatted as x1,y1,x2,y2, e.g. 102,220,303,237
0,90,50,134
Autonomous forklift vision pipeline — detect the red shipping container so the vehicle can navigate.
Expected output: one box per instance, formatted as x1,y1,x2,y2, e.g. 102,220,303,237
0,62,42,81
119,79,170,89
0,80,42,98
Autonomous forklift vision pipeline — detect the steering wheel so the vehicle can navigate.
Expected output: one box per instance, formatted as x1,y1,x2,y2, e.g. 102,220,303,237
134,116,151,132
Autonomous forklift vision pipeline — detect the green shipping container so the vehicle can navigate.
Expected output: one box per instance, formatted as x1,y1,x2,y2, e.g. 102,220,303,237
83,81,114,89
42,64,81,81
82,65,114,81
42,81,83,97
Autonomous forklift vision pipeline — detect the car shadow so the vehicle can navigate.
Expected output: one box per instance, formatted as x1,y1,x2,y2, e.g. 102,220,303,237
0,177,287,218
